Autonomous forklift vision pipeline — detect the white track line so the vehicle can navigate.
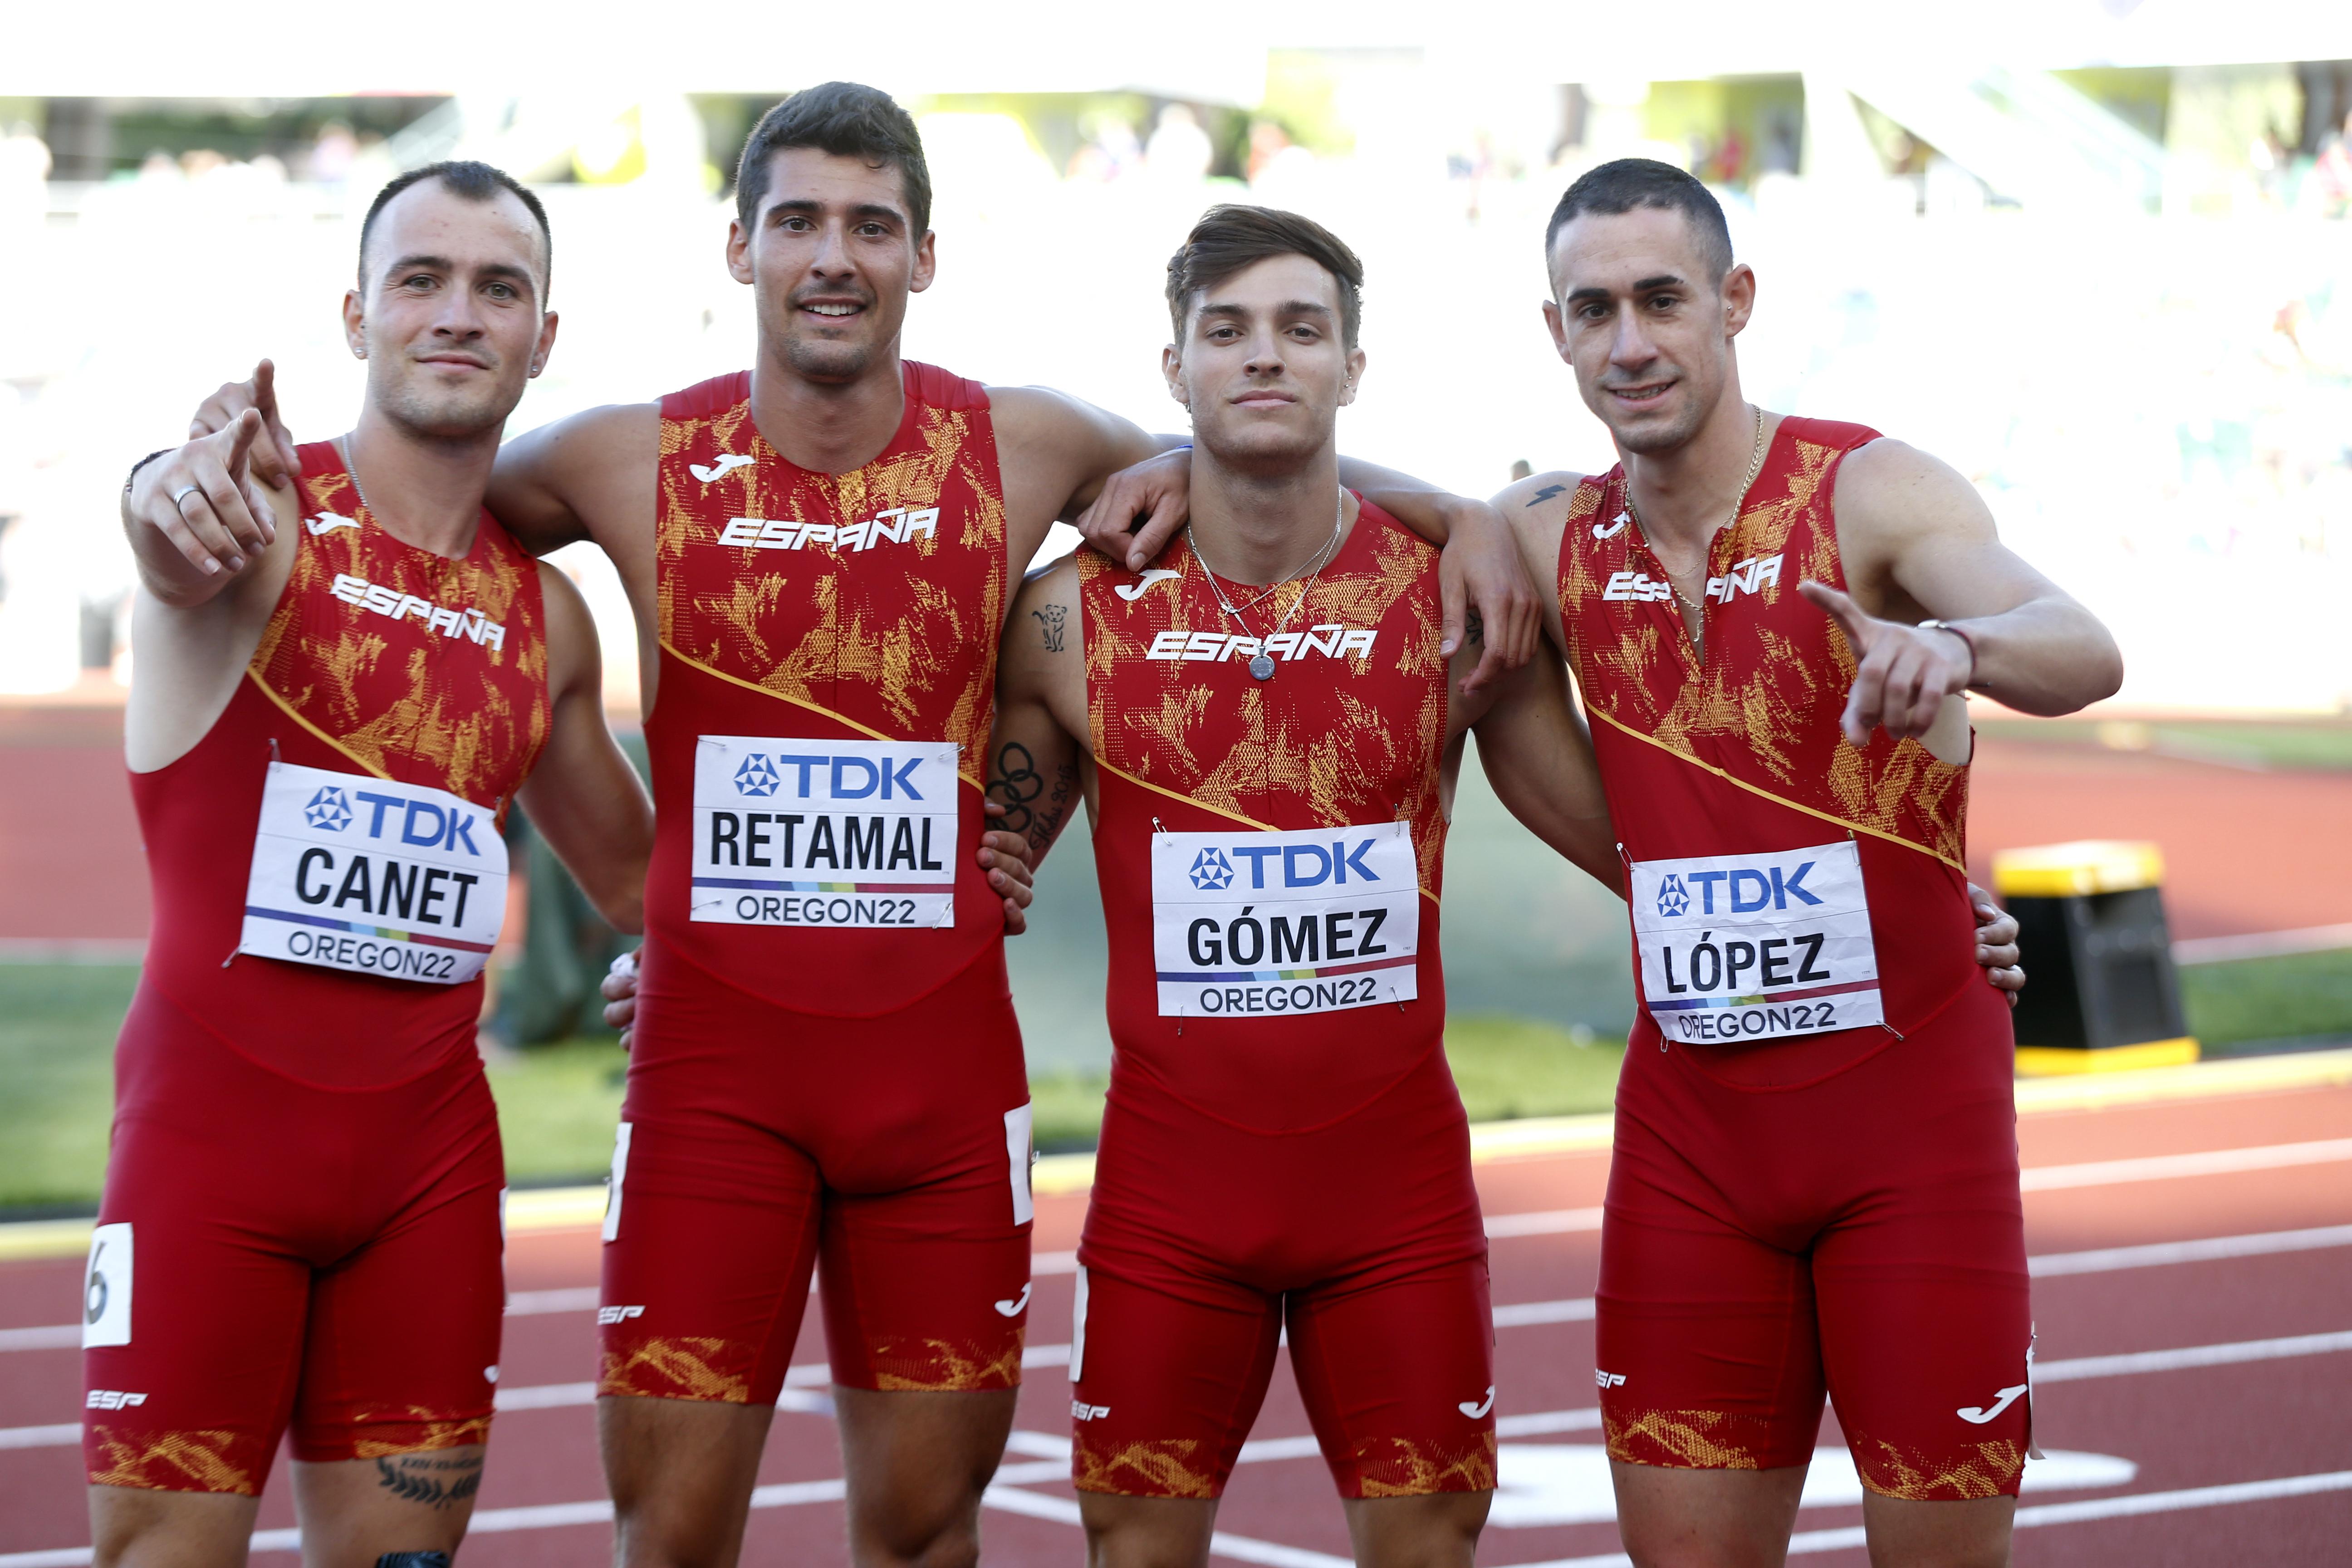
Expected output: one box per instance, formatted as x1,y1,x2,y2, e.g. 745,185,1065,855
1505,1469,2352,1567
2019,1137,2352,1191
2029,1222,2352,1276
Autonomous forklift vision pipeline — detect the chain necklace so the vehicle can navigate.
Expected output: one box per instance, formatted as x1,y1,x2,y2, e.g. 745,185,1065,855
1187,488,1347,681
1622,404,1766,616
337,434,378,521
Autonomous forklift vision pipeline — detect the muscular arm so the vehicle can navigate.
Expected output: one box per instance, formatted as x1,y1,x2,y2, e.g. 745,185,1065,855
1463,646,1624,897
512,568,653,933
487,402,659,559
1812,440,2123,736
985,559,1092,869
988,386,1185,573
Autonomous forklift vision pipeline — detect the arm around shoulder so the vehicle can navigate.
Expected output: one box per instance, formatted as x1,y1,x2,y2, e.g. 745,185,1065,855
489,402,660,559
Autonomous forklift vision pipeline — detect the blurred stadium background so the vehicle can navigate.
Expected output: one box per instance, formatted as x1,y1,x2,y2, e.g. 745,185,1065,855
2,0,2349,1183
2,6,2352,1564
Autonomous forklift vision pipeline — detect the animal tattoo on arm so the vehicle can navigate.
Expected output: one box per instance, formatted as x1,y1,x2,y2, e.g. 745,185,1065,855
1031,604,1067,652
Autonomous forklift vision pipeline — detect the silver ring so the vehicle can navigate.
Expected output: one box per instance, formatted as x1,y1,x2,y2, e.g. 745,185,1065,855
169,485,200,510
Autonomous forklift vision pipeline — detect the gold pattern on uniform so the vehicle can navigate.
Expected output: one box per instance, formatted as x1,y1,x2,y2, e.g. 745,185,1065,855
1560,431,1969,871
1071,1434,1220,1498
1351,1431,1499,1496
1854,1434,2026,1500
256,464,549,810
1081,525,1450,894
868,1334,1024,1392
658,396,1006,780
86,1425,259,1495
598,1336,753,1404
1603,1407,1771,1470
348,1410,494,1458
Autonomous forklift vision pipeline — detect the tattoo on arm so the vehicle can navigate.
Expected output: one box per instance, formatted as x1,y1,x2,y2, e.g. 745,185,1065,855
988,741,1044,838
374,1452,483,1509
1026,761,1078,859
1031,604,1067,652
1527,485,1566,506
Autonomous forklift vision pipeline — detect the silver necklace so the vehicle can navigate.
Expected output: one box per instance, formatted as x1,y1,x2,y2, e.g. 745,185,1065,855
1188,489,1347,681
337,435,377,521
1623,404,1766,616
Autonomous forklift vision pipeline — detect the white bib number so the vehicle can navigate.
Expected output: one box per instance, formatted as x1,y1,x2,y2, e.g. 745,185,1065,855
1629,839,1882,1042
691,735,957,929
1152,822,1420,1019
239,761,506,985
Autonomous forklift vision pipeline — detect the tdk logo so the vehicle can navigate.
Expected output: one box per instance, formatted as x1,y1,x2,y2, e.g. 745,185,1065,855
1656,874,1690,917
304,786,354,832
322,790,486,856
1654,860,1823,916
1203,839,1382,890
1188,848,1235,891
727,752,926,801
734,755,782,797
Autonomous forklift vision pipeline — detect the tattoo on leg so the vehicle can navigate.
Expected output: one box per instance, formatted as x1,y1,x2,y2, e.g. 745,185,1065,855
988,741,1044,838
1030,604,1067,652
372,1453,483,1510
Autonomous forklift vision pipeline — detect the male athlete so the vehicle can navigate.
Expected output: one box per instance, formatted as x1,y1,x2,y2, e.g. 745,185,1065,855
1489,162,2117,1568
995,206,2027,1568
104,162,652,1568
196,84,1535,1568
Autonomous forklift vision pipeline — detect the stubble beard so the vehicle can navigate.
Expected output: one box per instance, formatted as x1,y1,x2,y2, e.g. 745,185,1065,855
370,359,517,444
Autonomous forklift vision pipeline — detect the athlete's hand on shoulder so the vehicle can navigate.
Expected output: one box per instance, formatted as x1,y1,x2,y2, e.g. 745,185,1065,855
1968,883,2024,1006
1440,501,1541,698
601,947,639,1047
981,801,1038,935
189,358,301,489
1074,447,1191,572
127,409,281,587
1798,580,1974,748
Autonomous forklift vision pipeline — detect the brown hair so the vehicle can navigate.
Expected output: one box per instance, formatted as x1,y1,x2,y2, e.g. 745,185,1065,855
1545,158,1733,283
735,82,931,237
1166,204,1364,348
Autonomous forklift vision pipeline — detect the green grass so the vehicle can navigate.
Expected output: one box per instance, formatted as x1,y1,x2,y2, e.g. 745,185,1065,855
0,965,134,1210
8,951,2346,1210
2181,947,2352,1050
1975,716,2352,773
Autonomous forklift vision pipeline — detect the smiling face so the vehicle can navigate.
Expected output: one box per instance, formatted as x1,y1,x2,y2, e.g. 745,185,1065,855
728,147,935,386
347,179,554,440
1165,252,1364,471
1543,204,1754,457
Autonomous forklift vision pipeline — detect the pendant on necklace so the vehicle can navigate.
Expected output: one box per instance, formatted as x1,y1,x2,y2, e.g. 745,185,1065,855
1249,654,1276,681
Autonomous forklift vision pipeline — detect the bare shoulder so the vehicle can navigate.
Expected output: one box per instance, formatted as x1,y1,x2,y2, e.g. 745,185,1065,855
986,384,1089,442
1832,437,1995,547
535,558,597,675
1015,548,1083,612
1490,467,1589,573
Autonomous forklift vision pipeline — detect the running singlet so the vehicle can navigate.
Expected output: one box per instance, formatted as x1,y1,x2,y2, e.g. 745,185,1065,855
1079,501,1449,1131
1555,417,1975,1057
132,441,549,1088
648,364,1007,1014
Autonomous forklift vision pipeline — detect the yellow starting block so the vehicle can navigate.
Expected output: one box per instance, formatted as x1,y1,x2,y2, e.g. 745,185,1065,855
1993,839,2199,1076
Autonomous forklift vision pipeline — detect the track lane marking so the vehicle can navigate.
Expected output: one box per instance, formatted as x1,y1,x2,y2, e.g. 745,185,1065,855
2018,1137,2352,1190
2029,1223,2352,1276
1504,1468,2352,1567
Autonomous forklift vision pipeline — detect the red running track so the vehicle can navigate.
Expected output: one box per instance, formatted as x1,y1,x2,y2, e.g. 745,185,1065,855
2,1078,2348,1567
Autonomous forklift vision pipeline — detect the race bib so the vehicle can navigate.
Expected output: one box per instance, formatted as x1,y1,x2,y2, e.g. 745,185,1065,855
1629,839,1882,1042
240,761,505,985
1152,822,1420,1019
691,735,957,929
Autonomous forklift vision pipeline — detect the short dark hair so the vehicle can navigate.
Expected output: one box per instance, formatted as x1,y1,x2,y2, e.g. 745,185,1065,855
735,82,932,236
359,160,552,299
1166,204,1364,348
1544,158,1733,284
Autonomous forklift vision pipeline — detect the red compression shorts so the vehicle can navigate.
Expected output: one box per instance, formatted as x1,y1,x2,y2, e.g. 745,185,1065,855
599,939,1034,1401
1071,1047,1495,1500
84,985,504,1495
1597,978,2032,1500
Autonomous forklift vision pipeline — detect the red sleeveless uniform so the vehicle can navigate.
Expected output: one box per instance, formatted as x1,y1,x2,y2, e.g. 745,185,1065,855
87,441,546,1494
601,365,1033,1406
1558,418,2030,1500
1067,505,1496,1503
